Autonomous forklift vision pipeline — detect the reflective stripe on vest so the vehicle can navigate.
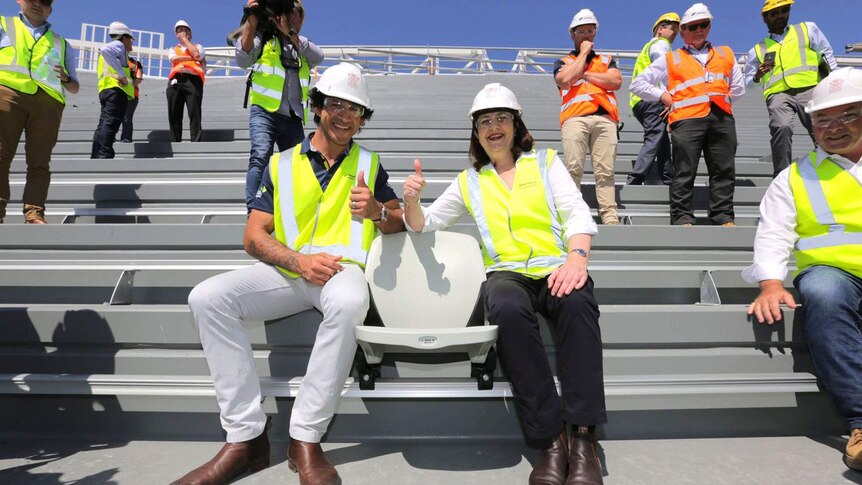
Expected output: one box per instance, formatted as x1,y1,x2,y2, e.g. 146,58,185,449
630,37,670,109
755,23,819,98
559,53,620,125
169,45,206,83
97,53,135,99
272,143,378,277
459,149,567,277
788,152,862,279
0,16,67,104
249,37,310,124
665,46,734,125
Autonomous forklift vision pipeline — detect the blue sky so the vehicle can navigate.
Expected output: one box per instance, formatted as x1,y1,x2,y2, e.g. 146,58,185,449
42,0,861,54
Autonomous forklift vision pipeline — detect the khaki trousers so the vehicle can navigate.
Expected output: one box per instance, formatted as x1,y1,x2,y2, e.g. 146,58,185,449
0,84,64,220
561,115,619,223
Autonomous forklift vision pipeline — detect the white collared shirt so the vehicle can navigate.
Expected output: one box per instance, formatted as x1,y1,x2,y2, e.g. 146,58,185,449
406,151,598,240
742,148,862,283
630,41,746,102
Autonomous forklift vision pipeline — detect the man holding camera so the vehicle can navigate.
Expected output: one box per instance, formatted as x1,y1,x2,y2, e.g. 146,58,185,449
744,0,837,178
236,0,323,211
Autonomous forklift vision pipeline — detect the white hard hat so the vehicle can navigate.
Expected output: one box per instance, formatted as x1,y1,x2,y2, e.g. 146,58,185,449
174,20,191,33
314,63,372,110
805,67,862,113
681,3,713,25
108,21,133,38
569,8,599,30
468,83,522,119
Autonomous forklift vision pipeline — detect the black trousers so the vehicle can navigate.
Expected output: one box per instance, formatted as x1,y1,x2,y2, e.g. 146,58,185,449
120,97,138,142
669,106,737,225
629,100,672,185
484,271,606,444
91,88,129,159
166,73,203,142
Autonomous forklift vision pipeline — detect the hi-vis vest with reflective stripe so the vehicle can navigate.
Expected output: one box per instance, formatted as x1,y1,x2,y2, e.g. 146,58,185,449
630,37,670,109
169,45,205,83
788,152,862,279
271,143,380,278
97,51,135,99
458,149,568,278
249,37,309,124
754,23,820,99
0,16,67,104
665,45,734,125
559,53,620,125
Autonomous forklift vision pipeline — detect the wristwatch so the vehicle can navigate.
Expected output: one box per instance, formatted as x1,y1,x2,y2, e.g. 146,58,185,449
569,248,588,257
372,205,388,223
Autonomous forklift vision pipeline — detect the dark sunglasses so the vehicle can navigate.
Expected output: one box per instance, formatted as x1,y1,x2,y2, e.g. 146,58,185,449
684,20,710,32
767,6,790,17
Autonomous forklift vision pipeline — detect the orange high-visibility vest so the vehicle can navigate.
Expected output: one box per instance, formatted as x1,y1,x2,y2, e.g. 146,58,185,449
168,45,205,83
558,53,620,125
665,45,734,125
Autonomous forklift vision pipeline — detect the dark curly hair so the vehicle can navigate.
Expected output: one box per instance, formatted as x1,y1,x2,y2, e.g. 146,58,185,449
308,88,374,126
468,108,534,171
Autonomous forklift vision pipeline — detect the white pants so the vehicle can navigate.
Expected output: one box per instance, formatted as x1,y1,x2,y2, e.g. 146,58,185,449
188,262,368,443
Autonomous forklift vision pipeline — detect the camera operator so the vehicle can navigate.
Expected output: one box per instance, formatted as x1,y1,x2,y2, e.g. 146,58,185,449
236,0,323,211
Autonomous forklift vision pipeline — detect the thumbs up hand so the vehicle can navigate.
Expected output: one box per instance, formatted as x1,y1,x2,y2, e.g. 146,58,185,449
403,159,426,206
350,170,381,220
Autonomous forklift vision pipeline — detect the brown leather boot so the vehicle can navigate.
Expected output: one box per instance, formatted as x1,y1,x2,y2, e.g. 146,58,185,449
288,439,341,485
23,205,46,224
170,423,270,485
529,429,569,485
846,429,862,471
565,426,603,485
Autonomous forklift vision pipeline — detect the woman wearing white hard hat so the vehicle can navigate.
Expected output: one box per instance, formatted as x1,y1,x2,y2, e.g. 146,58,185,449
91,21,135,158
403,83,606,484
746,67,862,473
166,20,206,142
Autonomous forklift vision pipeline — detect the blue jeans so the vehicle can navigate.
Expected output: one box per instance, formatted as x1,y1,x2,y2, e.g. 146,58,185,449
246,105,305,209
796,265,862,429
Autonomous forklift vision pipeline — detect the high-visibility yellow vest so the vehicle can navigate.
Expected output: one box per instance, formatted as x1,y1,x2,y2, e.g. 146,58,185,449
271,143,380,278
97,51,135,99
459,149,568,278
788,151,862,279
0,16,67,104
249,37,309,124
754,23,820,99
630,37,670,109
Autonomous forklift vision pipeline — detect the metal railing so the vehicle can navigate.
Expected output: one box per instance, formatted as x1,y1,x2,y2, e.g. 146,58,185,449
69,22,862,79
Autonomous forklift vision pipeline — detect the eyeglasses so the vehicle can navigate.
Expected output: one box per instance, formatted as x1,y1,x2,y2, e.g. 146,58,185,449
684,20,710,32
812,110,862,129
571,27,596,36
28,0,52,6
476,112,514,130
324,97,365,118
766,6,790,18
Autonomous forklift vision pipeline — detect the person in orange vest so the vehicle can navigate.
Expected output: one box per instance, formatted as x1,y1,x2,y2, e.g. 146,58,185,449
554,8,623,226
119,56,143,142
630,3,745,226
166,19,205,142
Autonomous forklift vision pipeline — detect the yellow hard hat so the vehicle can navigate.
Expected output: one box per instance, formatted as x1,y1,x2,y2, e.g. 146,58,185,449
652,12,680,33
762,0,794,14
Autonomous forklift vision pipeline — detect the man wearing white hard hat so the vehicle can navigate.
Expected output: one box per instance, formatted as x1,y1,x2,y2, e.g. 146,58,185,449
166,19,206,142
744,0,838,178
627,12,679,186
403,83,606,485
555,8,623,226
1,0,79,224
745,67,862,472
172,63,404,485
91,21,134,159
631,3,745,226
236,0,323,212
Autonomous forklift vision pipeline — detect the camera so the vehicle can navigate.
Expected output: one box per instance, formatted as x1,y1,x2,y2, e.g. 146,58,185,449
225,0,297,46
